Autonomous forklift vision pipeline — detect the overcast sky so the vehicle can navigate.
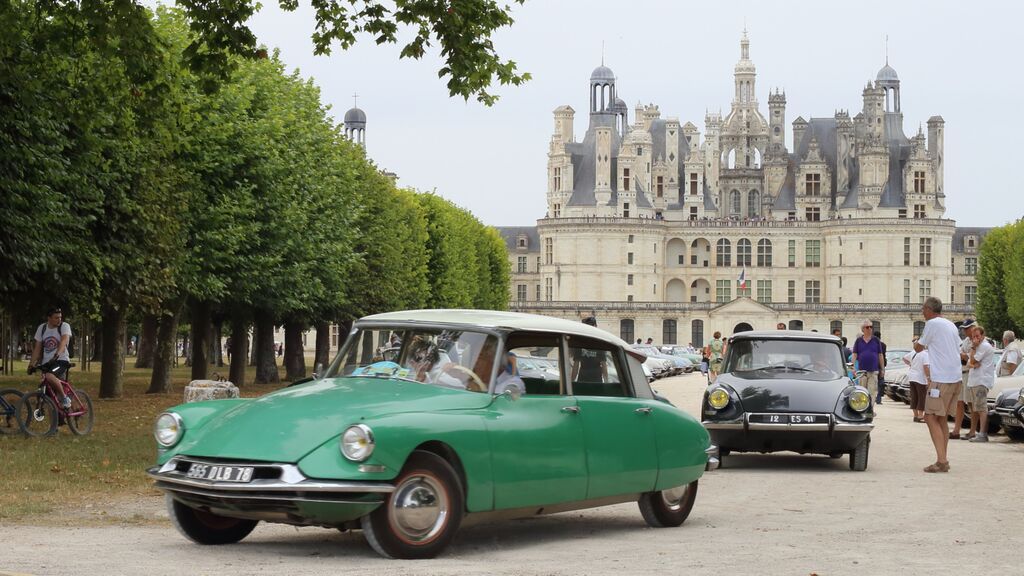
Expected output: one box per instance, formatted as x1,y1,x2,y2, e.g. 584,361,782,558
241,0,1017,228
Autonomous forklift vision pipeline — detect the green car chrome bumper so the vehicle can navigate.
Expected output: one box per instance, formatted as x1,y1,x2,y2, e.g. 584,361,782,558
148,456,393,527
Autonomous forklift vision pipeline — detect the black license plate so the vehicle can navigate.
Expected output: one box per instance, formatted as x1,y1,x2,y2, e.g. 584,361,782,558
750,413,829,424
186,463,255,483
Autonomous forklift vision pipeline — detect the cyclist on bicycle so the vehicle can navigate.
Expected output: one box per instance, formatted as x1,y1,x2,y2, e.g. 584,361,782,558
30,307,73,409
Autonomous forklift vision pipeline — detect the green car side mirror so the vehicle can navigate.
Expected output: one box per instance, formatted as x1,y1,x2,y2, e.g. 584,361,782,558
501,387,521,402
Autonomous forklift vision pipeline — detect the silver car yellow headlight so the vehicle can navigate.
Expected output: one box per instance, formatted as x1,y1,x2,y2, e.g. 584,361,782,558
848,389,871,413
154,412,184,447
340,424,375,462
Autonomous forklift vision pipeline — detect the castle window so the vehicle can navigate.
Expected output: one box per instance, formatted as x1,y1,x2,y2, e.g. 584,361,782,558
904,279,911,303
545,238,553,264
965,285,977,305
787,280,796,303
662,320,677,345
914,204,926,218
914,171,925,193
545,278,553,301
623,202,630,218
656,176,664,198
904,237,911,266
623,168,630,192
965,257,978,275
919,280,932,303
757,239,773,267
737,239,752,267
627,274,634,286
747,190,760,218
919,238,932,266
805,240,821,267
716,280,731,303
637,147,643,156
805,173,821,196
898,209,907,218
628,252,634,265
967,237,975,248
788,240,796,267
516,285,527,301
690,207,698,220
805,280,821,304
553,167,561,191
716,239,732,266
805,207,820,221
553,203,561,218
628,234,634,243
690,173,698,195
730,190,741,215
517,257,527,273
757,280,772,303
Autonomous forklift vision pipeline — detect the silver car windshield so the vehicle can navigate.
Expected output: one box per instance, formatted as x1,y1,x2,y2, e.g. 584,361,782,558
327,327,498,393
723,339,846,381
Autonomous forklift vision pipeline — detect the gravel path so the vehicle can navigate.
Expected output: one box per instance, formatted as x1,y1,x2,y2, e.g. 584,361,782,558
3,372,1022,576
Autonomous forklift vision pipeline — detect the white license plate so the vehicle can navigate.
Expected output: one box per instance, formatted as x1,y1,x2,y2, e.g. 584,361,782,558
186,463,254,483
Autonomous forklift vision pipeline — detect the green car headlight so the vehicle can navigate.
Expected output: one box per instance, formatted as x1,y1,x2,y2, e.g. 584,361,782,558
340,424,375,462
708,388,730,410
154,412,184,447
848,390,871,413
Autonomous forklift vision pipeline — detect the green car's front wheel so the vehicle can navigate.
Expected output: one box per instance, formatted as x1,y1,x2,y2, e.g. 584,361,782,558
167,495,258,545
362,450,465,559
638,480,698,528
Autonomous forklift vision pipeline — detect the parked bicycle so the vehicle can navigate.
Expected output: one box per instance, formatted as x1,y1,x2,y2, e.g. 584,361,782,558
0,387,24,434
16,362,94,436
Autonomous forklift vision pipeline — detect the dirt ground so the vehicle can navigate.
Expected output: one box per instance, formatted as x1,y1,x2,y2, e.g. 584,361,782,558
3,372,1023,576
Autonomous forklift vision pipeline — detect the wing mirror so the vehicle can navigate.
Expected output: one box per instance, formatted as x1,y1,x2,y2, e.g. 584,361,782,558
313,363,324,380
501,387,521,402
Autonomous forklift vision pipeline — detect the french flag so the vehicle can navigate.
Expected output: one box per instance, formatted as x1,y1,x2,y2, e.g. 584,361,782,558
738,267,747,290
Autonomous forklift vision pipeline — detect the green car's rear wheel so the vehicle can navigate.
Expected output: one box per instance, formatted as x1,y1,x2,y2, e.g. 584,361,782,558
166,495,258,545
362,450,464,559
638,480,698,528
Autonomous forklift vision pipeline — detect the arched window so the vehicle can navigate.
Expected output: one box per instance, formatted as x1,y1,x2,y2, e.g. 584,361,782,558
752,148,762,169
726,149,737,169
692,319,704,348
620,319,635,344
663,319,677,345
716,239,731,266
730,190,741,215
736,239,752,267
757,239,773,267
788,320,804,331
830,320,843,337
747,190,760,218
913,321,925,337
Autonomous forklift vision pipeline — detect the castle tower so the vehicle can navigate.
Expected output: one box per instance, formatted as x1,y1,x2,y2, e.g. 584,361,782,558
835,110,854,196
590,65,617,118
733,30,758,109
768,89,786,149
876,62,900,113
862,81,885,140
928,115,945,202
344,104,366,147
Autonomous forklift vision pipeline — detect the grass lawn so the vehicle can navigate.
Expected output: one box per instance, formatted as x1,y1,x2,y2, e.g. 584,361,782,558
0,359,285,524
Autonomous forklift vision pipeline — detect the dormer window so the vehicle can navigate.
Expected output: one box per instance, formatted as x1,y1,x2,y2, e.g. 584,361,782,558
517,235,528,249
805,173,821,196
913,171,925,193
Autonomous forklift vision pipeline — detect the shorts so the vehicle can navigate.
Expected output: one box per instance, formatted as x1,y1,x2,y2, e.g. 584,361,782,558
858,371,879,399
710,358,723,371
966,385,989,413
924,382,962,417
960,370,970,402
909,381,927,412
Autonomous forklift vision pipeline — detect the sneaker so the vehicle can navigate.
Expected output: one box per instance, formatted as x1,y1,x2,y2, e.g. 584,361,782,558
969,435,989,443
61,396,72,410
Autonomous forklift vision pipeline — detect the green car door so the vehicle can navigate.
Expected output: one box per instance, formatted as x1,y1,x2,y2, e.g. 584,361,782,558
485,395,587,510
569,340,659,500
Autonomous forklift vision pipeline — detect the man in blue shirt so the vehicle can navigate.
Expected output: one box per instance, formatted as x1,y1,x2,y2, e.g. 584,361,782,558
851,320,884,408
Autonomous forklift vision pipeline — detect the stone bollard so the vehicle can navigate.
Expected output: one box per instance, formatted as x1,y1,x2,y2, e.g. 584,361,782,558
183,379,239,403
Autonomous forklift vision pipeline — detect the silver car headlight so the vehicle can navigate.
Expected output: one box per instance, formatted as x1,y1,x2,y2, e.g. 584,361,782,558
1018,390,1024,404
340,424,375,462
154,412,184,447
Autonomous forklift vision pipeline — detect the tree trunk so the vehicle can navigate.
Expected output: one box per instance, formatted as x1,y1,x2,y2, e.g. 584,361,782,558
254,310,279,384
91,325,103,362
229,315,248,386
213,320,224,367
314,321,331,373
284,320,306,381
134,314,158,368
190,300,211,381
98,302,125,398
249,322,258,366
147,300,183,394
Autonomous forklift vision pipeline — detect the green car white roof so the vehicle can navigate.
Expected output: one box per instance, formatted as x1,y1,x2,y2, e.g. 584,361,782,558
359,309,629,349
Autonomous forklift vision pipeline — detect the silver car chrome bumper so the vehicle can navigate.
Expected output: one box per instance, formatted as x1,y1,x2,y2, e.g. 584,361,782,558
148,456,395,494
995,407,1022,428
702,414,873,433
705,445,720,471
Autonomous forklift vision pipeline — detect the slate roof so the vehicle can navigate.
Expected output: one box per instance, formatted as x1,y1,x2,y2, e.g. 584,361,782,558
951,227,992,253
496,226,540,252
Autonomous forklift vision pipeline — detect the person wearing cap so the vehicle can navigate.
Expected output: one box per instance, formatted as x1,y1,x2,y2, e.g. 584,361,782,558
30,307,73,409
915,296,963,473
851,321,884,404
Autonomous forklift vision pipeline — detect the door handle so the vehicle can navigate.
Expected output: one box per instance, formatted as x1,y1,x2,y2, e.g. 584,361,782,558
561,406,580,414
635,407,653,415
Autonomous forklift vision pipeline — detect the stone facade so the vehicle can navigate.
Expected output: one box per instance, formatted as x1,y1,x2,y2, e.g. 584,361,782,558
500,32,985,348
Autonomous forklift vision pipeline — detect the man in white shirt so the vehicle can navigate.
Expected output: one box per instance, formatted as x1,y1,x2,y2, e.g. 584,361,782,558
964,326,996,442
914,297,962,473
1000,331,1020,377
30,307,73,409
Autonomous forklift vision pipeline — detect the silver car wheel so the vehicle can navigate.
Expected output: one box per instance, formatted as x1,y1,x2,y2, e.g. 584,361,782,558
660,484,690,511
388,473,449,543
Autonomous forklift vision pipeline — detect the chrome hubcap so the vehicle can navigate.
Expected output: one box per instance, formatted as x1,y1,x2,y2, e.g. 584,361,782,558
661,484,690,511
389,473,448,543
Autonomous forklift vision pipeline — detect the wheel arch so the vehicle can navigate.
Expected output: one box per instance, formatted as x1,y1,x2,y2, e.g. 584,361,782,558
412,441,469,509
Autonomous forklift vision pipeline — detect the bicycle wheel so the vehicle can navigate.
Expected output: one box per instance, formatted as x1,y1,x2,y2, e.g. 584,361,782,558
0,388,23,435
67,389,94,436
17,392,58,437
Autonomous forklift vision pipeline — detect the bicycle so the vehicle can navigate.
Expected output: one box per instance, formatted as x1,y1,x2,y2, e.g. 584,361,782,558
16,363,94,437
0,387,24,434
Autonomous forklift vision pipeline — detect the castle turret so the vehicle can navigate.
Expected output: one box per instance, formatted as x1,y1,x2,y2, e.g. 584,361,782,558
553,105,575,143
768,89,786,148
792,116,807,149
928,115,945,202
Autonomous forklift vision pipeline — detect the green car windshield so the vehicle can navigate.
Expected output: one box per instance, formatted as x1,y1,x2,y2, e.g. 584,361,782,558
723,339,846,381
327,327,499,393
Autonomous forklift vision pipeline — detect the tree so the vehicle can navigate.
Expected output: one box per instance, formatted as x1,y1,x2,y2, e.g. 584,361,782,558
178,0,529,104
1003,221,1024,331
976,225,1013,336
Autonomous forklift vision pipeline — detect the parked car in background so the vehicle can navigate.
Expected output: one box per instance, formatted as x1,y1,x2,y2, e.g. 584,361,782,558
634,345,693,374
702,331,874,471
882,348,912,401
994,386,1024,441
985,360,1024,433
663,346,703,367
149,310,717,559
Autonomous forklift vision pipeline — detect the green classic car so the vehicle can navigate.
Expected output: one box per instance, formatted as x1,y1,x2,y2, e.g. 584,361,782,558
148,310,717,558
